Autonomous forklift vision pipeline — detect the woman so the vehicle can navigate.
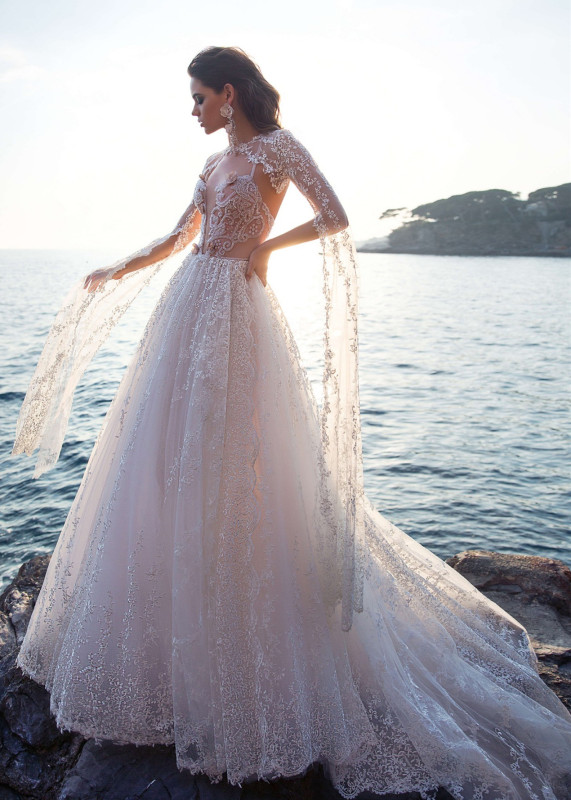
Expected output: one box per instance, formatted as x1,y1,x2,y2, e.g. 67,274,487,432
12,46,571,799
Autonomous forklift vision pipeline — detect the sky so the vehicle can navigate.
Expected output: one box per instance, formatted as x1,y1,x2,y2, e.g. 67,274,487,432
0,0,569,250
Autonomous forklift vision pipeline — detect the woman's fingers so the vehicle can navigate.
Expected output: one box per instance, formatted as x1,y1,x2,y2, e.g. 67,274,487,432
246,247,269,286
83,269,110,292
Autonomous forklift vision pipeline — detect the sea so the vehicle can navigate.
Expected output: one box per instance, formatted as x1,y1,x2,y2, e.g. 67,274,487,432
1,250,570,591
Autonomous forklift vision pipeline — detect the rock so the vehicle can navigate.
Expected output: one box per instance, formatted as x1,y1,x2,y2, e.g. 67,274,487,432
445,550,571,614
0,787,23,800
57,739,203,800
1,550,570,799
0,556,51,649
445,549,571,711
0,557,84,799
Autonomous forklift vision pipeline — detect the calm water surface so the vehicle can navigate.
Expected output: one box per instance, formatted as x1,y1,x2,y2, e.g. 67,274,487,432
1,250,569,589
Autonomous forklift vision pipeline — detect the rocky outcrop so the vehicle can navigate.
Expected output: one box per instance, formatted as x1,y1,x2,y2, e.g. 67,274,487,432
359,184,571,256
1,549,570,799
445,550,571,712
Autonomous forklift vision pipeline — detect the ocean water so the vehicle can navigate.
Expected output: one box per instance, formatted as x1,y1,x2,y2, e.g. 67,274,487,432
1,250,570,590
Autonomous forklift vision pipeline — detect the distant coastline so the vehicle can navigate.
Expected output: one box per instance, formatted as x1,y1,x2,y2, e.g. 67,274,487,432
358,183,571,257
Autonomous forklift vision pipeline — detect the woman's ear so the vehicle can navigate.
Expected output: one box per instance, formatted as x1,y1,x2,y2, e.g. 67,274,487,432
223,82,235,105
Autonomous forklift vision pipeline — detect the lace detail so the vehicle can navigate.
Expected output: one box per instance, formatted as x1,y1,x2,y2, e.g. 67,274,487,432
190,129,360,629
193,170,274,257
13,128,571,800
11,205,201,476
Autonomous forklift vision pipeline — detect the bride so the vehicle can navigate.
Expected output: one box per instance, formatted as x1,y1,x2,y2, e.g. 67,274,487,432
12,46,571,799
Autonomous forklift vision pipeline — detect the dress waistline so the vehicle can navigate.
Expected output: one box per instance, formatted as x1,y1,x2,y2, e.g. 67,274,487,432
189,251,249,267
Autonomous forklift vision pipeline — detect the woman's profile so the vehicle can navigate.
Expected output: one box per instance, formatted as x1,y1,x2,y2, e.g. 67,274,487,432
11,46,571,799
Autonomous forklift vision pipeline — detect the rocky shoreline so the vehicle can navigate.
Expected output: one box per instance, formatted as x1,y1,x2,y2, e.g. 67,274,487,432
1,550,570,800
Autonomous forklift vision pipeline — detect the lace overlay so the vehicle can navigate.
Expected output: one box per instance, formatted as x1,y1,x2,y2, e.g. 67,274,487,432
193,156,274,257
11,203,201,476
13,129,571,800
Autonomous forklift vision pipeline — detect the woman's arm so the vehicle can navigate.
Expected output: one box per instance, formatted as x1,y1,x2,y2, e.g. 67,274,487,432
245,221,320,286
246,131,349,285
84,200,201,292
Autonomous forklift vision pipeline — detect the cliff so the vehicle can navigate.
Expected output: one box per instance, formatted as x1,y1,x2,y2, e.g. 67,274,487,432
1,550,570,800
358,183,571,256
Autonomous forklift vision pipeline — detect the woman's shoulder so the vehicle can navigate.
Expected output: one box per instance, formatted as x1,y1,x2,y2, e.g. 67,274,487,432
261,127,302,149
251,129,321,192
248,129,297,191
261,128,317,163
255,128,314,167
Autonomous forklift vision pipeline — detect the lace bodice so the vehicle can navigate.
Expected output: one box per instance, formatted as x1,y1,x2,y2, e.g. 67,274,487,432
186,129,348,258
193,160,274,257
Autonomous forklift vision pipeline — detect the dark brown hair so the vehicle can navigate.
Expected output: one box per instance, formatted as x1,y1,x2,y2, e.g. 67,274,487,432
187,46,281,133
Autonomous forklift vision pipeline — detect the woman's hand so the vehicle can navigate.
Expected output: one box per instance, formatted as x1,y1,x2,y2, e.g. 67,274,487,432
83,267,116,293
246,243,271,287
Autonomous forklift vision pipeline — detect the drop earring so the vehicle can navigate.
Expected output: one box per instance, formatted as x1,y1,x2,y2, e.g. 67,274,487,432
220,102,237,148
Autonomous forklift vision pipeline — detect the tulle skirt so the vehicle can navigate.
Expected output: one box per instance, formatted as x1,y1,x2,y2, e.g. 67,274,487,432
17,252,571,799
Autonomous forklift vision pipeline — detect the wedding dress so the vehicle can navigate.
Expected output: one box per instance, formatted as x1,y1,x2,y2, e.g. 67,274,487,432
12,128,571,800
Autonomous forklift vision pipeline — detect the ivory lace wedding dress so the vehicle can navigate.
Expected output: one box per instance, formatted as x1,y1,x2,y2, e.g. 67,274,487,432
13,128,571,799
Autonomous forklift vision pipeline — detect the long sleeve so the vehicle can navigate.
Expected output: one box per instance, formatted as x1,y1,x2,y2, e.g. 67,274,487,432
272,129,349,238
172,199,203,251
12,196,202,477
108,199,201,280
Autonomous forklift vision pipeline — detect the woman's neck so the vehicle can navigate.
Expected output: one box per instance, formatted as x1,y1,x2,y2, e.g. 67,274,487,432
229,110,261,146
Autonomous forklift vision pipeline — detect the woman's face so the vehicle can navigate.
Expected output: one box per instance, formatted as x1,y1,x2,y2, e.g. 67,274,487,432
190,77,228,135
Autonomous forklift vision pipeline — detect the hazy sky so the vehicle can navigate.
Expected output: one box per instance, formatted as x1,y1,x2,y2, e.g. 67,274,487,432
0,0,569,249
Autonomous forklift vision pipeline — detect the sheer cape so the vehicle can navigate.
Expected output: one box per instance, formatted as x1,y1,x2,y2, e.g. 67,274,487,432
12,128,365,631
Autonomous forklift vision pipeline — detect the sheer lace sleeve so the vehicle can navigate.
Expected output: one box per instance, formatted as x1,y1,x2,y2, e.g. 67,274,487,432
12,196,202,478
267,130,365,631
170,199,203,251
272,129,349,238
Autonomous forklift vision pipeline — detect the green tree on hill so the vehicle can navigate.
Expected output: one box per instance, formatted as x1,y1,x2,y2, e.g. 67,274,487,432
412,190,522,224
381,184,570,255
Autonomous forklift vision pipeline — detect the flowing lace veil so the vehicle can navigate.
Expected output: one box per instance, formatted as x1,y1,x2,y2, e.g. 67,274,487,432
314,226,365,630
273,131,366,630
11,217,197,477
12,130,366,631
